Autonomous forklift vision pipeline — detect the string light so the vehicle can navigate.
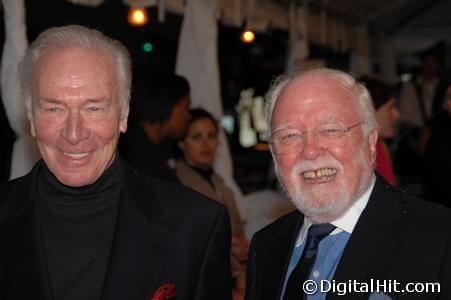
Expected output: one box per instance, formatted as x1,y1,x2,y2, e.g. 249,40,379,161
241,30,255,44
128,7,149,26
142,42,153,53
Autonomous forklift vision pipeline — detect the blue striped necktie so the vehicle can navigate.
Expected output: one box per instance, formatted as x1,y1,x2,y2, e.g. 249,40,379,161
283,223,336,300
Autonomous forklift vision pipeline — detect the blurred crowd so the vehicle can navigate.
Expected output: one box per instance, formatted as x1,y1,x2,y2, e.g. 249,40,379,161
390,51,451,205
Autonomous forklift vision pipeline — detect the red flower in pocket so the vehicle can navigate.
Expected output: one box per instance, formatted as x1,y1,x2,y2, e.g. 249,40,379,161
150,283,177,300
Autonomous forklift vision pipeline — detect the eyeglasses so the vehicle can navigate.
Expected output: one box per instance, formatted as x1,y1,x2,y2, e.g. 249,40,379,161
270,122,364,155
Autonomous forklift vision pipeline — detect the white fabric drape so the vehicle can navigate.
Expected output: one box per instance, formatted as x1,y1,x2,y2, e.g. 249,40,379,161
175,0,244,215
1,0,40,179
122,0,155,7
65,0,106,6
286,3,309,70
157,0,166,22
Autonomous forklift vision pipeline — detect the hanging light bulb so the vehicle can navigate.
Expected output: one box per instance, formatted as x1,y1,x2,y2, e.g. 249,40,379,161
128,7,149,27
241,30,255,44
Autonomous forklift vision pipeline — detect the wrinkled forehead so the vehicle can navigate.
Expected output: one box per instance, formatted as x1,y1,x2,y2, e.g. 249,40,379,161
35,46,115,76
32,47,119,98
272,74,361,128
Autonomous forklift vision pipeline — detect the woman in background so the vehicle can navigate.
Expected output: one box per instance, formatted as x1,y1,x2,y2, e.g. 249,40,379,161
176,108,248,299
360,76,400,185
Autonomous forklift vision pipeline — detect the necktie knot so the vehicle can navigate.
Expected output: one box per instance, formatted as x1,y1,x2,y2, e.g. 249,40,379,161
308,223,336,238
304,223,335,259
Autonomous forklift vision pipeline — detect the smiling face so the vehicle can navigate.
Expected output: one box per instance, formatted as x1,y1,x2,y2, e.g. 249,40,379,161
179,117,219,169
271,72,377,223
30,47,128,187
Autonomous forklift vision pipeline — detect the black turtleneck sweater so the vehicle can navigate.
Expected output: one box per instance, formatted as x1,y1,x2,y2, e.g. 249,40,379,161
36,157,121,300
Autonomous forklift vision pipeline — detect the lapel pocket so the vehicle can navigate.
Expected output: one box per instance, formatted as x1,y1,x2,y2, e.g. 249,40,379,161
150,283,177,300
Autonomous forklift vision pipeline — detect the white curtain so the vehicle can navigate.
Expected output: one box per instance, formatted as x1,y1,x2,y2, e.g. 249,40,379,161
286,3,309,70
65,0,106,6
1,0,40,179
122,0,155,7
175,0,245,215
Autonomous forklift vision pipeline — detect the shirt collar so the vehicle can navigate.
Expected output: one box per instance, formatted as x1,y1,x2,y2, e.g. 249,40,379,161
295,174,376,247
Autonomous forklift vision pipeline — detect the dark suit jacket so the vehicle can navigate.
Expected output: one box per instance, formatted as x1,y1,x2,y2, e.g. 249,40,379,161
120,123,180,183
0,160,232,300
245,176,451,300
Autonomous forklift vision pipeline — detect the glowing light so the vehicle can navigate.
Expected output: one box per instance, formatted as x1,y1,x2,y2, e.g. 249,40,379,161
241,30,255,44
128,7,149,26
143,42,153,53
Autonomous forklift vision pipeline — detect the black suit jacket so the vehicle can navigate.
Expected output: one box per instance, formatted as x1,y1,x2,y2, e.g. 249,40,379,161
245,176,451,300
0,160,232,300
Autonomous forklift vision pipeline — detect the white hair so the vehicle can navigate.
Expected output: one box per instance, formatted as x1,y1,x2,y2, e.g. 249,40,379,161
265,68,379,138
18,25,132,118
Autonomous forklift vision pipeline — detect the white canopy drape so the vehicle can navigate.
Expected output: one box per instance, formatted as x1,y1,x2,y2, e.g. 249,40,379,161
175,0,245,215
1,0,39,179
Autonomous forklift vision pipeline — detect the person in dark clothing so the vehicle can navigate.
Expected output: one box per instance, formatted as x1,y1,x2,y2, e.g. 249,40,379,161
0,25,231,300
423,79,451,207
395,51,445,183
120,72,191,182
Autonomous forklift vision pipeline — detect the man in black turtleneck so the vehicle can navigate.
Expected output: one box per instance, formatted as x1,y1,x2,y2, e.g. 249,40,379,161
0,25,231,300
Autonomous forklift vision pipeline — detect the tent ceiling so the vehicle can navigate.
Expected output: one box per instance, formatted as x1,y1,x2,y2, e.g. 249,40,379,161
270,0,451,37
26,1,451,40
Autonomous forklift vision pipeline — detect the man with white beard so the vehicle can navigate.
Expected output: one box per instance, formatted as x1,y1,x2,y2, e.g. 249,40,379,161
245,68,451,300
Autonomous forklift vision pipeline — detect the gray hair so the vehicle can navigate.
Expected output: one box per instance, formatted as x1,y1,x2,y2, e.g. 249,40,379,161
18,25,132,117
265,68,378,138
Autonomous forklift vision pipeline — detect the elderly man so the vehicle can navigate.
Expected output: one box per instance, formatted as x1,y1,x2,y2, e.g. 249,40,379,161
245,68,451,300
0,25,231,300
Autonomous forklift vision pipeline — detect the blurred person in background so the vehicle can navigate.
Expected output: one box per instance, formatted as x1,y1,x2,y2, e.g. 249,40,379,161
396,51,445,182
423,78,451,207
120,72,191,182
359,76,399,186
398,51,443,131
176,108,249,299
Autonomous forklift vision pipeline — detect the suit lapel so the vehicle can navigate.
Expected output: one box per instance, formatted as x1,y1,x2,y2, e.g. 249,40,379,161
101,162,175,300
260,212,303,300
1,163,53,300
329,177,405,299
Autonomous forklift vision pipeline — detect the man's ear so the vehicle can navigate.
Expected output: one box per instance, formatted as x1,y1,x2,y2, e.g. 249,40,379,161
119,117,128,133
119,105,129,133
368,129,378,163
30,121,36,137
28,110,36,137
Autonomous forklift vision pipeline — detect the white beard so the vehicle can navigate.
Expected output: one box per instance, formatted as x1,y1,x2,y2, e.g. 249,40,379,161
275,146,372,223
